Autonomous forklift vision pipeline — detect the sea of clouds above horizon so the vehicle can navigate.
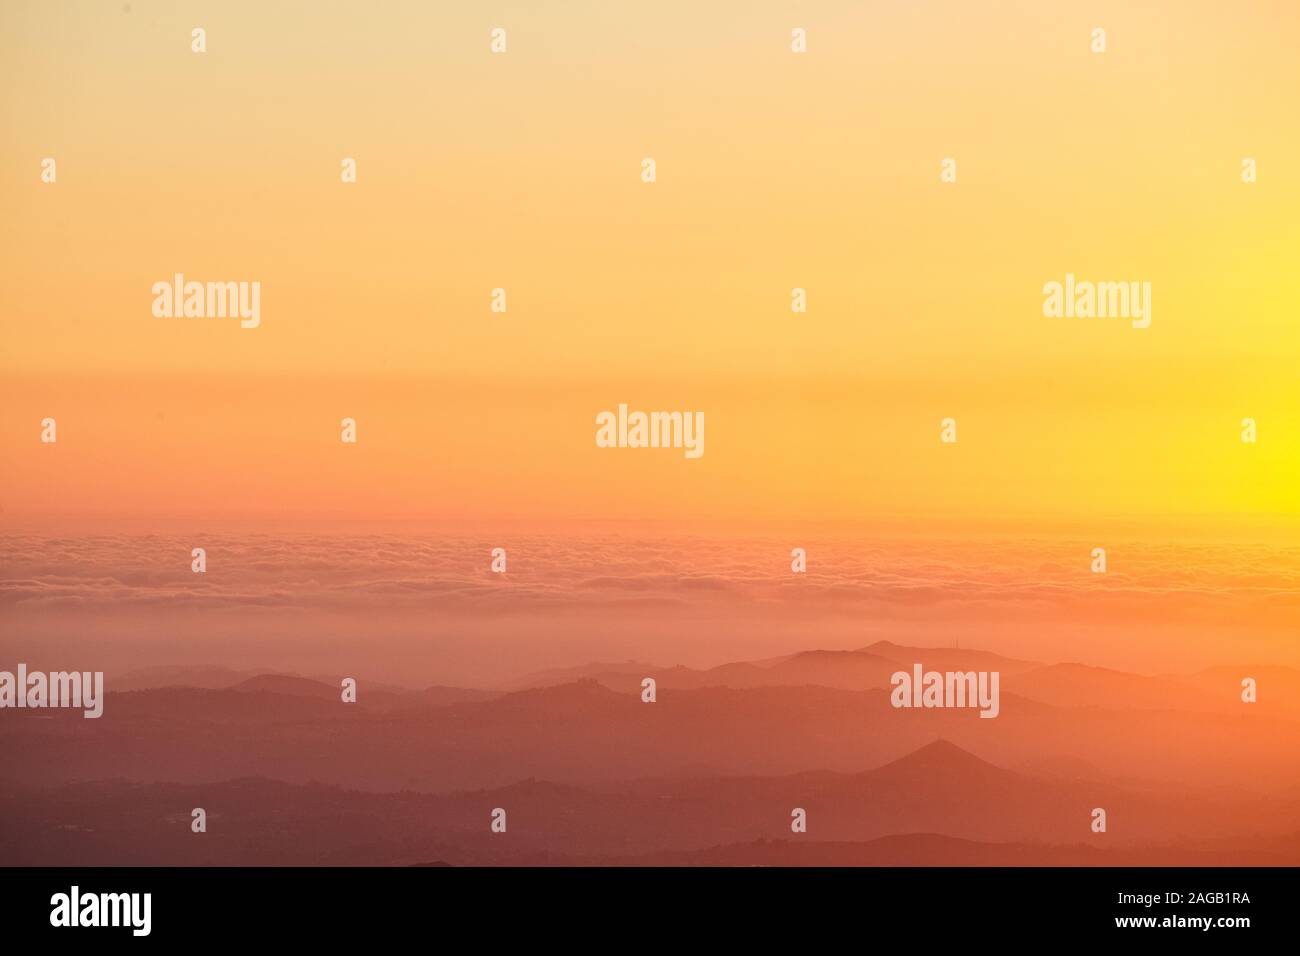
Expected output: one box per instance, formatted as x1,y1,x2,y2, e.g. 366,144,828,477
2,531,1296,615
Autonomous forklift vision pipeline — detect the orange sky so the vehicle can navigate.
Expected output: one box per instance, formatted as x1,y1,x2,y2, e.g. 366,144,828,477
2,0,1297,532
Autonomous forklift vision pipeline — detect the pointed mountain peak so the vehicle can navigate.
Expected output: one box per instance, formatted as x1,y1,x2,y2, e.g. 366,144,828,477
872,739,1004,776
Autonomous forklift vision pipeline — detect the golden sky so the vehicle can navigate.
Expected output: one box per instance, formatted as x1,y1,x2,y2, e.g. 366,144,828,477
2,0,1297,530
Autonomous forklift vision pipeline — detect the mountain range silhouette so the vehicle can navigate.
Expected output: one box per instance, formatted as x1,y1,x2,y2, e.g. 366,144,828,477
3,640,1297,865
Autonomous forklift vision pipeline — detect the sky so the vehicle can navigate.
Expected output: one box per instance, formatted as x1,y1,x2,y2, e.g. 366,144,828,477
2,0,1297,534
